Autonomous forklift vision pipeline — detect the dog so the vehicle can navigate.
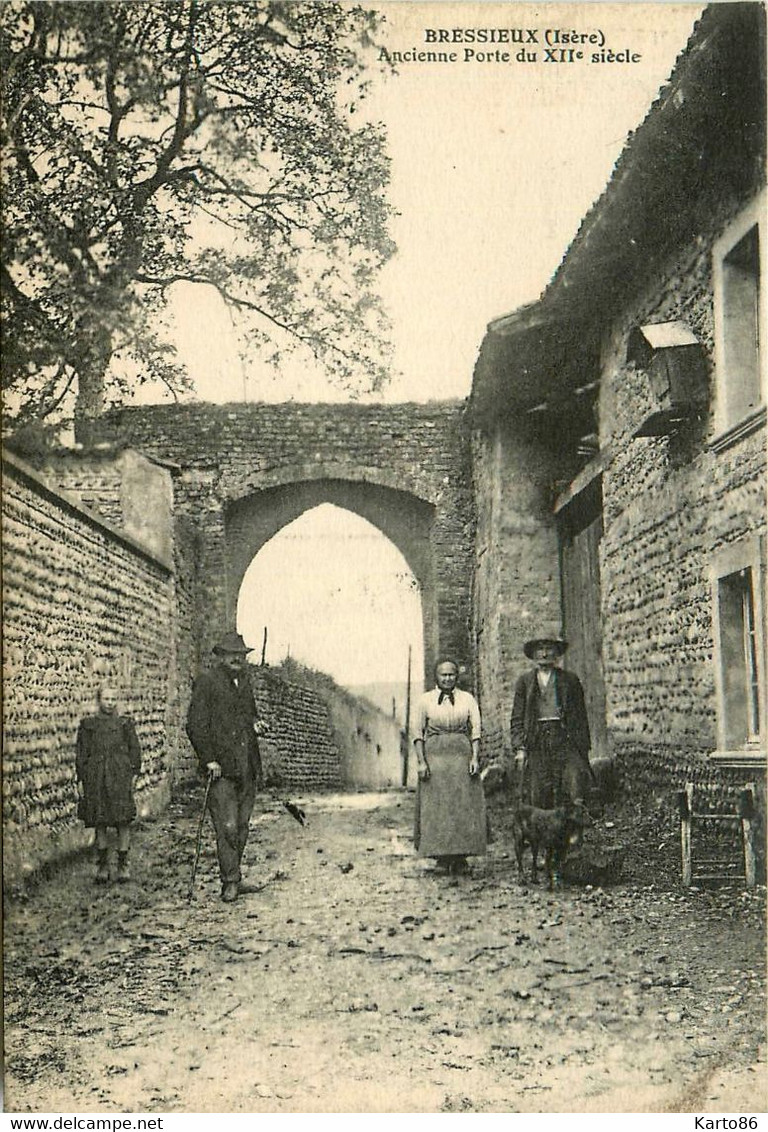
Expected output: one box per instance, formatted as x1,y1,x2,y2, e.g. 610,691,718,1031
511,802,589,889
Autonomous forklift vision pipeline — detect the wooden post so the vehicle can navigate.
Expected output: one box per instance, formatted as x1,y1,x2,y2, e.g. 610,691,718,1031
402,645,412,788
678,783,693,885
740,783,757,889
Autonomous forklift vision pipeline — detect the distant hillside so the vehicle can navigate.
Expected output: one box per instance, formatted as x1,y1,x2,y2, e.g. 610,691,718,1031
267,662,421,731
265,660,425,731
344,681,424,729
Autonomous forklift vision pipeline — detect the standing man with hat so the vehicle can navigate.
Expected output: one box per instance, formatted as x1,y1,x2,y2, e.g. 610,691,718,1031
186,631,264,903
510,626,592,810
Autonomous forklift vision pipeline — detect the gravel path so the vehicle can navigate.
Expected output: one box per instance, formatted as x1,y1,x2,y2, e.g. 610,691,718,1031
4,790,765,1113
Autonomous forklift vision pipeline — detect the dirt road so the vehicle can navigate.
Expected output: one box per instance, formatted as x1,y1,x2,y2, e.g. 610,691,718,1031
4,790,766,1113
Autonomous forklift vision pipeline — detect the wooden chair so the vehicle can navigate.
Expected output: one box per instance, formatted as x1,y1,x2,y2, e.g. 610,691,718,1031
678,781,757,887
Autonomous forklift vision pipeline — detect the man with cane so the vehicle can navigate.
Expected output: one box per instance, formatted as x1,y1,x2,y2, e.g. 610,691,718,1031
186,631,264,903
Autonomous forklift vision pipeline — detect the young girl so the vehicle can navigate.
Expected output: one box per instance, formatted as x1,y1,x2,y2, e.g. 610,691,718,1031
76,686,141,883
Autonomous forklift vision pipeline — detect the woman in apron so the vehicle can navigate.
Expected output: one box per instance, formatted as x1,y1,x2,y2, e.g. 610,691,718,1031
413,658,486,874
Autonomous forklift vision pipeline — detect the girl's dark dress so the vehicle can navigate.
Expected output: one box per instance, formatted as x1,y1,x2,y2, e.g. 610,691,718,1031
76,714,141,827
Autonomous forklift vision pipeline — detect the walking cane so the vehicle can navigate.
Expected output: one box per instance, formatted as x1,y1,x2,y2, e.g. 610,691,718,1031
187,770,214,903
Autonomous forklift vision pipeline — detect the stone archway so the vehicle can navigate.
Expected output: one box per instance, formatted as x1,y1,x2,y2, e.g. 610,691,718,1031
93,400,476,688
224,477,438,678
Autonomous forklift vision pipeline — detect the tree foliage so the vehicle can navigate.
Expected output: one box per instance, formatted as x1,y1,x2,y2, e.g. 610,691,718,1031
1,0,395,431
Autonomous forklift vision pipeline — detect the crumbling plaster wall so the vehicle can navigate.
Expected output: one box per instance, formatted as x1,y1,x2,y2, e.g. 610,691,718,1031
471,424,564,768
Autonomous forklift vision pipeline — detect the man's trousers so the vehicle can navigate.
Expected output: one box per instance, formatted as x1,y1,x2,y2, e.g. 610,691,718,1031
207,774,257,885
524,721,589,809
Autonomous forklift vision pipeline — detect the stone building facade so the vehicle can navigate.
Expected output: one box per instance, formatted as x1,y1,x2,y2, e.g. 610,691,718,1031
471,4,766,842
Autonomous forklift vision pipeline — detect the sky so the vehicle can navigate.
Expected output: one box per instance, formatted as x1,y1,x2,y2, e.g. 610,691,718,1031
144,2,705,693
237,504,424,695
141,1,705,408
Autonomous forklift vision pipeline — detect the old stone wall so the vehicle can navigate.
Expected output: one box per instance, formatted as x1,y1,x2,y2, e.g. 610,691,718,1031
241,662,405,792
2,452,175,884
594,185,766,875
328,691,406,791
34,449,125,527
248,666,343,791
273,661,406,789
30,446,174,564
92,401,475,684
599,189,766,759
170,515,203,782
611,740,766,881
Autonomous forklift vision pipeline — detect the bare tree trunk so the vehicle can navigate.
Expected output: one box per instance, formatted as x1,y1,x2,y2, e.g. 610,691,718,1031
73,336,109,444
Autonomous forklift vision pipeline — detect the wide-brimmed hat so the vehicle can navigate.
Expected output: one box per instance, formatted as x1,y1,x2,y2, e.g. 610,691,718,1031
523,626,568,659
212,631,251,656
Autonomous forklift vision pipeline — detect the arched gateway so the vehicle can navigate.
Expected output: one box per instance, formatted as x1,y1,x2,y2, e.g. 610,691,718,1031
96,401,475,684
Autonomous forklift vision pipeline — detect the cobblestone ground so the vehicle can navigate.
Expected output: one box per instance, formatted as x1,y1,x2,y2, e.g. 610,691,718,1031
4,790,766,1114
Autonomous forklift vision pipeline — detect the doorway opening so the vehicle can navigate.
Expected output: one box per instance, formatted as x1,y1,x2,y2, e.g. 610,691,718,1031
236,502,425,724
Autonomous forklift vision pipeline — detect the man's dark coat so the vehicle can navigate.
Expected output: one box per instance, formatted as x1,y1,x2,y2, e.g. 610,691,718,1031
186,663,263,785
510,667,591,763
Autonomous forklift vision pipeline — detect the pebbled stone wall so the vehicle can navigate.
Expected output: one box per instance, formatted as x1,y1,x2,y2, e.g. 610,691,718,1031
169,514,203,783
2,451,175,884
248,666,343,791
267,660,406,790
591,187,767,879
612,739,766,881
599,193,766,760
184,662,405,793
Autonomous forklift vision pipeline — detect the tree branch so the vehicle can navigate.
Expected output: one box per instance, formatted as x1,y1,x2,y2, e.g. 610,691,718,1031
134,269,373,366
104,12,136,186
132,0,202,210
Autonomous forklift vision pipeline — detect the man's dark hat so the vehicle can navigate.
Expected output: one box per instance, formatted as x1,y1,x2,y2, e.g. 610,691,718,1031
523,625,568,660
212,631,251,656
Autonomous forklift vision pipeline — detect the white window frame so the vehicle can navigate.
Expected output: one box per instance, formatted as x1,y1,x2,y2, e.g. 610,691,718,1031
712,190,767,442
710,533,767,765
